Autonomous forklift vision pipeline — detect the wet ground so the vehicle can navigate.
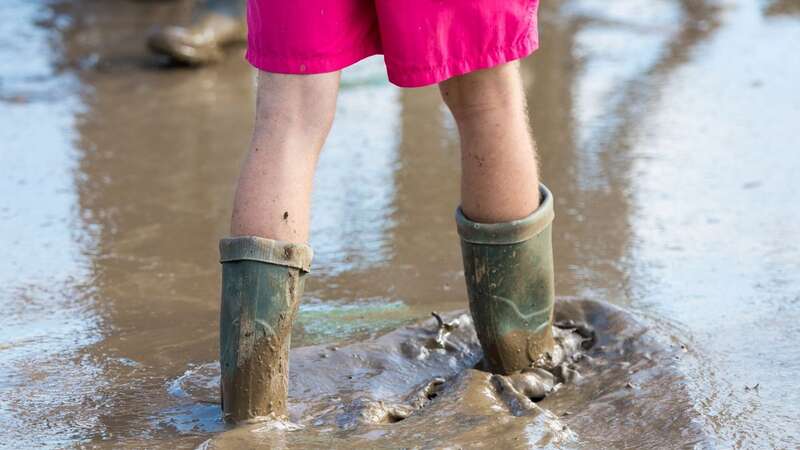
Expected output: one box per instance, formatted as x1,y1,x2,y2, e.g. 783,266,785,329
202,300,705,449
1,0,799,448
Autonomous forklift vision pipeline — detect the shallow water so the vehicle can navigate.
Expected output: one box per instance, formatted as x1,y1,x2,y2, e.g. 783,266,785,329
1,0,799,447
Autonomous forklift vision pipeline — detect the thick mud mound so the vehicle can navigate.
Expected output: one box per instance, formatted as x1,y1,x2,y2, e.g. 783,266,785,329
176,299,706,448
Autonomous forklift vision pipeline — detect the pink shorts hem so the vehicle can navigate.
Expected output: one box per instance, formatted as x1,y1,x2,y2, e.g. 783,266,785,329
246,32,537,88
387,32,538,88
245,45,381,78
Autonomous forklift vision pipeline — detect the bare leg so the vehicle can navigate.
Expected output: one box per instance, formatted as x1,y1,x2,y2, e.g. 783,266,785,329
220,71,337,421
231,70,340,243
444,62,555,374
439,61,540,222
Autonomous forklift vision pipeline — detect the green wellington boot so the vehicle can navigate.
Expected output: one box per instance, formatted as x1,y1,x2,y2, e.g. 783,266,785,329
456,184,556,375
218,236,312,422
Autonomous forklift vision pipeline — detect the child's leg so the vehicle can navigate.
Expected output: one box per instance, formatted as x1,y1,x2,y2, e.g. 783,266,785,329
231,70,340,243
219,70,338,421
439,61,540,224
443,61,556,375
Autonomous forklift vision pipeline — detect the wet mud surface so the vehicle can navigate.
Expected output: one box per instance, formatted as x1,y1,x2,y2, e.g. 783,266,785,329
186,299,703,449
2,0,800,447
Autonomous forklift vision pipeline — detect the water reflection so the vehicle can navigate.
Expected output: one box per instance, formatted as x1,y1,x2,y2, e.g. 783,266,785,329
625,1,800,445
309,57,400,279
0,1,102,446
763,0,800,16
3,0,799,446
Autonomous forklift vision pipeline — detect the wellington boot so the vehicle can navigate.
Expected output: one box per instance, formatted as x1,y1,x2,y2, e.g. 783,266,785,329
456,184,556,375
147,0,246,65
218,236,312,422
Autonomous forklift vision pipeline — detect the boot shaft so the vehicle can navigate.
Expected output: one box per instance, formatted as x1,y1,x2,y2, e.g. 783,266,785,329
457,184,556,374
219,236,312,421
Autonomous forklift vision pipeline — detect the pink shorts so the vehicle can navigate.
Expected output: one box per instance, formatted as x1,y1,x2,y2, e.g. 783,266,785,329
245,0,540,88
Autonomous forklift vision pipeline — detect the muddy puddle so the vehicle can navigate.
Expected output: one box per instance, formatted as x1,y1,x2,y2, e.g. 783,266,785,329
180,299,703,449
2,0,800,447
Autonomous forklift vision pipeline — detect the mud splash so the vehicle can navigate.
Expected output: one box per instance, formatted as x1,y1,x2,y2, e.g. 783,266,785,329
167,299,705,448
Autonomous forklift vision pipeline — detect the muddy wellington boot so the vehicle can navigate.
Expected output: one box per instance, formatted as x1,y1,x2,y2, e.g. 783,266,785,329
218,236,312,422
147,0,246,65
456,184,556,375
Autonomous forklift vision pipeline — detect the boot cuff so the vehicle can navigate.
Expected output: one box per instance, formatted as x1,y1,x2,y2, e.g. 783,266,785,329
456,184,554,245
219,236,313,272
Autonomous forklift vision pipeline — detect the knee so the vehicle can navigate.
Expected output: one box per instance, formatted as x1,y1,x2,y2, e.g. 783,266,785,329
439,62,522,124
253,71,339,142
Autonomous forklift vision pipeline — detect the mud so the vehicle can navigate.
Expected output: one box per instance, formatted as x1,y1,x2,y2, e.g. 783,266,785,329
181,299,702,448
221,333,292,421
2,0,800,447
